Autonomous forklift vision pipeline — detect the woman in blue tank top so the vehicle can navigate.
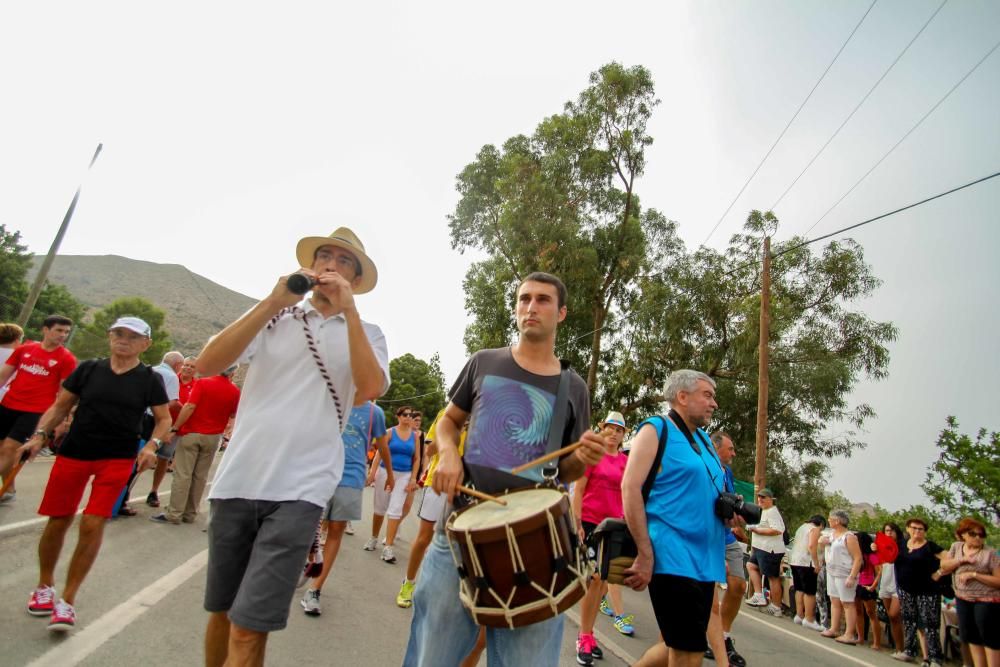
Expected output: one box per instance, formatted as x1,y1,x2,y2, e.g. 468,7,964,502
365,406,420,563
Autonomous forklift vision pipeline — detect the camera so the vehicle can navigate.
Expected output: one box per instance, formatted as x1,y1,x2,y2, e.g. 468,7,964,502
715,492,762,524
286,272,317,295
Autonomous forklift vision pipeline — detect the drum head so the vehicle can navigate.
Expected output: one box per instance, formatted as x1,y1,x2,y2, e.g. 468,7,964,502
451,487,564,531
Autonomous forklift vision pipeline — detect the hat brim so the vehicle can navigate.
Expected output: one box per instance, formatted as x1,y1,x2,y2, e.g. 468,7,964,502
295,237,378,294
601,420,626,429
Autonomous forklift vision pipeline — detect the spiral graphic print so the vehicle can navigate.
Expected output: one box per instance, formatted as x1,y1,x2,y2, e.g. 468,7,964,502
464,374,555,481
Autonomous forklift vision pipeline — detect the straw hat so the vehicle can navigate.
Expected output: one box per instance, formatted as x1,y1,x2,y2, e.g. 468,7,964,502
295,227,378,294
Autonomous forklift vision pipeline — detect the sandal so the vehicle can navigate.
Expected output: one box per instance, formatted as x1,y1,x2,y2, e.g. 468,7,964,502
118,505,138,517
835,636,859,645
820,630,837,638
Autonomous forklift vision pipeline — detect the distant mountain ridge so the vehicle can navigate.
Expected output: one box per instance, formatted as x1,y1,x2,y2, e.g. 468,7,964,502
29,254,255,355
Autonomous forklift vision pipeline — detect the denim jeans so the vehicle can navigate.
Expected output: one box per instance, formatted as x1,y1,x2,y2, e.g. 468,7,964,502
402,532,565,667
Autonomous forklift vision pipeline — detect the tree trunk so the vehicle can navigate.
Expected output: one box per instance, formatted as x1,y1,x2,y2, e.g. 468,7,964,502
586,306,606,394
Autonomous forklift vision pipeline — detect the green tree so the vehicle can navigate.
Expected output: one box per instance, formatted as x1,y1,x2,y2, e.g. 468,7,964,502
377,353,447,427
0,224,32,322
921,417,1000,525
24,283,88,342
70,297,173,364
449,62,666,392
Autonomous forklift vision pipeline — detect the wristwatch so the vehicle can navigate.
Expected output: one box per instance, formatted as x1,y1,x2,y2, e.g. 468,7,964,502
33,429,50,441
150,438,165,452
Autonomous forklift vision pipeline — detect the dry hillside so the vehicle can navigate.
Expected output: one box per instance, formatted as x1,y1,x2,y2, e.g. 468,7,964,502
29,254,256,355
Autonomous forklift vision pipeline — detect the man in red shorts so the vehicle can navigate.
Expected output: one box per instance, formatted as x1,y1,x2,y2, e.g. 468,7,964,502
0,315,76,503
17,316,171,632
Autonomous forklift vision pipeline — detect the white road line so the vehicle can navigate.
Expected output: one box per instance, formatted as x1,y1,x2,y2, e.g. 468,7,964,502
26,548,209,667
0,490,172,537
737,610,878,667
565,607,637,665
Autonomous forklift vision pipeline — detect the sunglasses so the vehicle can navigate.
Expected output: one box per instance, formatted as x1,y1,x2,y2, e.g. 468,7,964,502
966,531,986,538
399,412,412,417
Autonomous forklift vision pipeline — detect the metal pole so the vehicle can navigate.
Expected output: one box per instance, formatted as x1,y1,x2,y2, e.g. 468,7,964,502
753,236,771,494
17,143,103,328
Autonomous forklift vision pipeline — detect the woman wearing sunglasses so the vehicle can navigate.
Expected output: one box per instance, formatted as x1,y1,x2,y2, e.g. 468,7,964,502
892,517,945,665
936,518,999,667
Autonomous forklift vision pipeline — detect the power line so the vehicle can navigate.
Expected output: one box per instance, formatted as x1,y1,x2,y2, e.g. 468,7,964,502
561,170,1000,347
376,390,443,404
700,0,877,247
802,36,1000,237
769,0,948,213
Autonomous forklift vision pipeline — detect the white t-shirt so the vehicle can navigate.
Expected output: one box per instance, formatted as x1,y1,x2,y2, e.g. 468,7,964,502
209,300,390,507
789,522,817,566
751,505,786,554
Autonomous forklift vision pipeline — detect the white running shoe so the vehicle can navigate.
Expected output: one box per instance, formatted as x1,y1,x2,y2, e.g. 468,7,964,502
381,545,396,563
745,592,767,607
300,589,321,616
764,604,783,617
803,619,825,631
362,537,378,551
793,615,802,624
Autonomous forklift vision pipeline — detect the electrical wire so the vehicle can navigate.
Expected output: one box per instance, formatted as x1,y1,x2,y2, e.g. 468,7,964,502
769,0,948,212
700,0,878,247
802,36,1000,236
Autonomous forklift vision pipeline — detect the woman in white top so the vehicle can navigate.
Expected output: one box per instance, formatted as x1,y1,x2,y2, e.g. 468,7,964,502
789,515,825,630
821,510,863,644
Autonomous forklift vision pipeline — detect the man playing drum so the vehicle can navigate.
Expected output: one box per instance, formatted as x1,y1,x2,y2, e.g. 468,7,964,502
402,272,606,667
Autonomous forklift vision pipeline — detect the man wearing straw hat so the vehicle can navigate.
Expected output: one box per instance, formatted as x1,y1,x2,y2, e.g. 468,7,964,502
196,228,389,667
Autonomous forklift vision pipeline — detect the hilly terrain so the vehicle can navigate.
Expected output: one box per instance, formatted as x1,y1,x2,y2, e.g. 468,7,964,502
29,255,256,355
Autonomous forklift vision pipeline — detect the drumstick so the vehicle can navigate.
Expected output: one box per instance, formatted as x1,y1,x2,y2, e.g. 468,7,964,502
0,451,29,498
510,426,613,475
457,485,507,506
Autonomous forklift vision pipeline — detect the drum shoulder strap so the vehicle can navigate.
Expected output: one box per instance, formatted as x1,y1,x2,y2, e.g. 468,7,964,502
640,416,670,504
541,361,572,479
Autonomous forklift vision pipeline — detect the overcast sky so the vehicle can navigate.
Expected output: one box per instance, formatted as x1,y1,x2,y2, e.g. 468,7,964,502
3,1,998,512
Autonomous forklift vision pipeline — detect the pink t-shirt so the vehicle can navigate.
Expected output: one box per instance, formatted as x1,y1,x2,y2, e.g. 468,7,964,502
581,451,628,525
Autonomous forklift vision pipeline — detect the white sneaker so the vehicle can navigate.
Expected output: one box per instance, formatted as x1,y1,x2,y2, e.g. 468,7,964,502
381,545,396,563
793,615,802,625
344,521,355,535
300,589,321,616
362,537,378,551
804,619,825,631
745,592,767,607
764,604,783,617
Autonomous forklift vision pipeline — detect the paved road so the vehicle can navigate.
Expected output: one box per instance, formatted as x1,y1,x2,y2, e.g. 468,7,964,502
1,456,923,666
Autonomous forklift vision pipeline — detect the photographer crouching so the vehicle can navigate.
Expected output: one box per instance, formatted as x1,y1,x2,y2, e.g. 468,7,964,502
623,370,757,667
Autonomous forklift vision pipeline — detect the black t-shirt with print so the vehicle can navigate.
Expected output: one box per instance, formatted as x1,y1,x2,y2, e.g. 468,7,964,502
449,346,591,492
58,359,169,460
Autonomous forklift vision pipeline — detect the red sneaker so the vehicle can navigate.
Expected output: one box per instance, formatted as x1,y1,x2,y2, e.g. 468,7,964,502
27,586,55,616
48,599,76,632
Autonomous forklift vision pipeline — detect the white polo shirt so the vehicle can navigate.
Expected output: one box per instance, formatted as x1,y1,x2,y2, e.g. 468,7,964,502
209,299,390,507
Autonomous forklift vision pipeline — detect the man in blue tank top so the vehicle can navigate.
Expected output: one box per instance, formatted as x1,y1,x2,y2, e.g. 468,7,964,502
621,369,726,667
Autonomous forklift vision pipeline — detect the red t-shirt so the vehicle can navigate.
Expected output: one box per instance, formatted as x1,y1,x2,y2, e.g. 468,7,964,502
170,378,196,421
181,375,240,436
1,342,77,413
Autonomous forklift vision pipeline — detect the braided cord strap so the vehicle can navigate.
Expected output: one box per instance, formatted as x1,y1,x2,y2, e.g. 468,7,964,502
267,306,346,430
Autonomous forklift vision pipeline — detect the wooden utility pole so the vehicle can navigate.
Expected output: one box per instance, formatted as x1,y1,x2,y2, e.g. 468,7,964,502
753,236,771,494
17,143,103,328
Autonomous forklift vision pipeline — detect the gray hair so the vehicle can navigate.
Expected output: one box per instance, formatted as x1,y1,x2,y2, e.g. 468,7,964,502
162,351,184,366
663,370,716,405
830,510,850,528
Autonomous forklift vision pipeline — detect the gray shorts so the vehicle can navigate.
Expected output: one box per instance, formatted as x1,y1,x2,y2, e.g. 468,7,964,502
156,435,180,460
204,498,322,632
417,486,447,523
323,485,363,522
726,541,747,581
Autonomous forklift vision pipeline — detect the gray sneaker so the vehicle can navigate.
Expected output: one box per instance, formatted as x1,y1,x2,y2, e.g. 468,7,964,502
0,491,15,504
300,589,321,616
764,604,783,617
362,537,378,551
38,447,54,457
381,545,396,563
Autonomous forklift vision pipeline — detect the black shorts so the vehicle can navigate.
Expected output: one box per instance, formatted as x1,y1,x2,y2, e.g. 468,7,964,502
856,584,879,601
956,598,1000,649
0,405,42,443
749,547,784,578
648,573,716,653
791,565,818,596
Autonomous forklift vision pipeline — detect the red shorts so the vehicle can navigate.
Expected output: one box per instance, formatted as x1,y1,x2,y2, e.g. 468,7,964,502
38,456,134,518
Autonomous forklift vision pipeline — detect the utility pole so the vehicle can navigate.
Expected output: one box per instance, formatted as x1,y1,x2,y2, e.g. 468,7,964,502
17,143,103,328
753,236,771,495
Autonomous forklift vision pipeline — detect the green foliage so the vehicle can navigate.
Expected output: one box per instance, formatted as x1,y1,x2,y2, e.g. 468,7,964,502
450,62,897,512
377,353,447,427
24,283,88,342
0,224,32,321
849,503,957,549
921,417,1000,525
70,297,172,364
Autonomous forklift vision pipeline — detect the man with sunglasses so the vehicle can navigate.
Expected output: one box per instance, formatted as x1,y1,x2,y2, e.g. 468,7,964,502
196,228,389,667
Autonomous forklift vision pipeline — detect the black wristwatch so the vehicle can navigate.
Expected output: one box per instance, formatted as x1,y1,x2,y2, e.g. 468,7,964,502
150,438,165,452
